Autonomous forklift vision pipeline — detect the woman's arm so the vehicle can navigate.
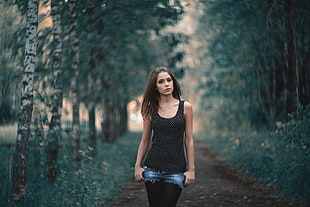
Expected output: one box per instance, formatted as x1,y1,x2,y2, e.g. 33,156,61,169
134,115,152,181
184,101,195,186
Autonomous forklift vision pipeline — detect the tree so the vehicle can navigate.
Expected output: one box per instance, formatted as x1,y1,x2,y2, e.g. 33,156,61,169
0,1,25,125
86,0,97,151
12,0,39,200
68,0,81,163
199,0,310,130
47,0,64,183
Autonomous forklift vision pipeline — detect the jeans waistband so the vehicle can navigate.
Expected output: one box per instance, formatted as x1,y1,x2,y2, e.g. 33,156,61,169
142,166,185,189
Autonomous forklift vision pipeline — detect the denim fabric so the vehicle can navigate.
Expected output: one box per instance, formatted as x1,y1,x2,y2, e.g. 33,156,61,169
142,166,185,189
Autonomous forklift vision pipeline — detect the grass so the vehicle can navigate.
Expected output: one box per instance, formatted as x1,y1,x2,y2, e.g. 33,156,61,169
0,127,142,207
204,112,310,206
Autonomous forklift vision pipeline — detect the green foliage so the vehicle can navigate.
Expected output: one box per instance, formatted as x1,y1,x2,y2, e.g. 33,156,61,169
199,0,310,129
197,0,310,204
206,108,310,205
56,0,185,105
0,1,25,124
0,131,141,207
0,0,186,125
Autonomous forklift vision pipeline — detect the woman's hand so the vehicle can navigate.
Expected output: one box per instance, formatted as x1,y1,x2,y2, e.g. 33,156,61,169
134,167,145,181
184,170,195,186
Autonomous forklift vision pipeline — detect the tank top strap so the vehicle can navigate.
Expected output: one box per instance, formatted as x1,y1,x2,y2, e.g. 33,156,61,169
177,100,185,115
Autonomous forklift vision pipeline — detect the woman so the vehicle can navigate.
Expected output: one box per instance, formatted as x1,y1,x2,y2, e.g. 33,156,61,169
134,66,195,207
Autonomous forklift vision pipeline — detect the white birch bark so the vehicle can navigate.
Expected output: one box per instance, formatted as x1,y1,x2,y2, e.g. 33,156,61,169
12,0,38,201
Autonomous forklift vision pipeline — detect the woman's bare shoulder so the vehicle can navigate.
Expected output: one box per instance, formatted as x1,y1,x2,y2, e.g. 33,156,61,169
183,101,193,116
184,101,192,109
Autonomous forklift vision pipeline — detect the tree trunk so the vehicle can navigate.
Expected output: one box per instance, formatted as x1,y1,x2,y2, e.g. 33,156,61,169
47,0,63,183
286,0,299,117
101,98,115,142
12,0,38,201
69,0,81,163
87,0,96,151
88,105,96,145
120,98,128,134
101,99,109,142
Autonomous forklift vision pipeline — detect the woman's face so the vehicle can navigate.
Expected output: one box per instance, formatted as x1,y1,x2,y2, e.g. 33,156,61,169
156,72,174,96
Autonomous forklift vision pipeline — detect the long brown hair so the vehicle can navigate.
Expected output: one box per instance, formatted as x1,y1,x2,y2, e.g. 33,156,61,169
141,66,181,118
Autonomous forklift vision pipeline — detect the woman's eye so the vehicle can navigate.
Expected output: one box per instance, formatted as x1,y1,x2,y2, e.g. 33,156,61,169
167,78,172,82
158,80,163,84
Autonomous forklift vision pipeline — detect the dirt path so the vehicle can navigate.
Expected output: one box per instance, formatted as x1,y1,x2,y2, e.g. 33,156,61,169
108,142,294,207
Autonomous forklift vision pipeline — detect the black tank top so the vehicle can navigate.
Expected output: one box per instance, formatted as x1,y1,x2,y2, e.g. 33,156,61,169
143,100,186,173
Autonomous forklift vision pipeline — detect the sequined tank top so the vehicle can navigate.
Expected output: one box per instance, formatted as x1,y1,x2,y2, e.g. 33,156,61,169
143,100,186,173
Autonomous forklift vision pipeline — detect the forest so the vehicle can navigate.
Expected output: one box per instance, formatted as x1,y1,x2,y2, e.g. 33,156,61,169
0,0,309,206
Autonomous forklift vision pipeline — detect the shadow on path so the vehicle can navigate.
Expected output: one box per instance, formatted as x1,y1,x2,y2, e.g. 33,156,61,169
108,141,294,207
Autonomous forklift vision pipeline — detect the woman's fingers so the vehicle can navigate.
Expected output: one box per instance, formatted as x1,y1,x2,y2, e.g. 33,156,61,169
184,171,195,186
134,167,145,181
185,177,194,186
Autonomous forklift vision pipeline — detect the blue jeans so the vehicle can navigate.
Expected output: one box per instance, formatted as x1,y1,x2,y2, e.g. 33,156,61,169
142,166,185,189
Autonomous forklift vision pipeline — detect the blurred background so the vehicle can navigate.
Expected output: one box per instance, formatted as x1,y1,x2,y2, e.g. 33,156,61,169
0,0,309,206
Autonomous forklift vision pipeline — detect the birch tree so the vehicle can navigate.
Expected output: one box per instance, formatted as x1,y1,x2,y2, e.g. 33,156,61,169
47,0,63,183
68,0,81,162
12,0,38,201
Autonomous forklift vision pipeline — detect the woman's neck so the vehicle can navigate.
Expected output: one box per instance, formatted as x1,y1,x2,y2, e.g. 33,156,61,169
159,94,178,104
